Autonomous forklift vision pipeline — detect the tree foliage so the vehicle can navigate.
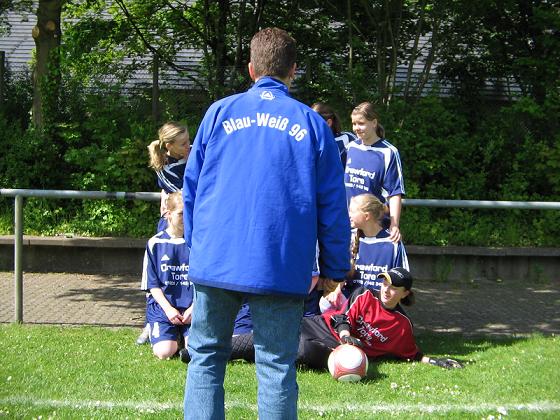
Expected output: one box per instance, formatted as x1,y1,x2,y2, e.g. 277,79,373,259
0,0,558,245
436,0,560,105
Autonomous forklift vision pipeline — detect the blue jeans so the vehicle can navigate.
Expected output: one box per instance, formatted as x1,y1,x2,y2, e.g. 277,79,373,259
184,284,304,420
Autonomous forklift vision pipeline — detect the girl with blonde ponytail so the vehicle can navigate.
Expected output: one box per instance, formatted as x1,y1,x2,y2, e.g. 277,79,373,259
320,193,409,313
147,121,190,232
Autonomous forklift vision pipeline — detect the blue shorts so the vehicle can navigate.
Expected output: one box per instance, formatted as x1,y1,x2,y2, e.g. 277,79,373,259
233,302,253,335
146,301,190,345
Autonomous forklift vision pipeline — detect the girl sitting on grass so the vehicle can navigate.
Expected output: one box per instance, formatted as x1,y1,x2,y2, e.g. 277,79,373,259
297,267,463,370
230,268,462,371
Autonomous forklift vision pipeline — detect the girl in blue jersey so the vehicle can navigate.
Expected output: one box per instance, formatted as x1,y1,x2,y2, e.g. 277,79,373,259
311,102,357,168
346,102,405,243
321,193,409,312
141,192,193,359
147,121,190,232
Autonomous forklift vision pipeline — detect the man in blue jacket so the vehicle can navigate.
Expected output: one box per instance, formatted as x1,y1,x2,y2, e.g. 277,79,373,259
183,27,350,420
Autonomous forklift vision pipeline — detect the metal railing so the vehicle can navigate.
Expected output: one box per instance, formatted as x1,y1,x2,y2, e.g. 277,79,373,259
2,188,560,323
1,189,159,323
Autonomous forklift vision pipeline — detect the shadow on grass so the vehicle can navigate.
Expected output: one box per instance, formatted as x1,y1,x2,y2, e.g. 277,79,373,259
363,362,387,382
351,333,544,374
415,332,531,359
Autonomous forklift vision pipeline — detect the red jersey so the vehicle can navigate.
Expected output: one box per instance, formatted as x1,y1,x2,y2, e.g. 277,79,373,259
323,288,421,360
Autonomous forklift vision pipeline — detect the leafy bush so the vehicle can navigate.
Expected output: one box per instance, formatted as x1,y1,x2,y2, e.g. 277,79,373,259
0,71,558,244
6,198,158,238
0,76,166,237
382,95,560,247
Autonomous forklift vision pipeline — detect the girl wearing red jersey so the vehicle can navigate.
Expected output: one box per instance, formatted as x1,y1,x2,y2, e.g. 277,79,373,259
297,267,462,370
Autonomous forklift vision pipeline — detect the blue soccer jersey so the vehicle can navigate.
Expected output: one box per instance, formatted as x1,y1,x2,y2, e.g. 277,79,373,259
344,139,405,205
141,230,192,310
156,156,186,193
335,131,357,168
344,229,409,295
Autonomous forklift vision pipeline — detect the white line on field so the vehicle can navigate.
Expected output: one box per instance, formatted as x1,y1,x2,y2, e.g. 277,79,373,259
299,401,560,414
1,397,559,414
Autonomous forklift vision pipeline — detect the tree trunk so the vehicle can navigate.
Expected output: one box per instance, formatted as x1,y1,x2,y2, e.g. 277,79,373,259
0,51,5,110
347,0,353,74
214,0,229,98
152,53,160,123
32,0,62,129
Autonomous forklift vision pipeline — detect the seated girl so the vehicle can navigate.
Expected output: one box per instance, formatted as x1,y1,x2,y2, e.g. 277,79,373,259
230,268,462,370
298,267,462,370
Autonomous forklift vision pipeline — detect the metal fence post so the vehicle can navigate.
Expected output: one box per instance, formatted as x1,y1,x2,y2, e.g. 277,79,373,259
14,195,23,323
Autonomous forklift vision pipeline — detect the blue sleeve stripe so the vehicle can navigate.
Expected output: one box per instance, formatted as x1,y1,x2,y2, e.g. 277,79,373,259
156,171,178,192
381,140,406,195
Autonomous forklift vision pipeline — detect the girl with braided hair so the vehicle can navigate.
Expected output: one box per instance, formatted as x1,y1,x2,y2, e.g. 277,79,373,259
321,193,409,313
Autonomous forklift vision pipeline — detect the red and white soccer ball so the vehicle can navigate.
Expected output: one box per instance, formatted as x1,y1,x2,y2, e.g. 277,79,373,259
327,344,368,382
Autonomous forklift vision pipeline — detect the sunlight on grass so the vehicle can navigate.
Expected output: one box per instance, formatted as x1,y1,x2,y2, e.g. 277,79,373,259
0,325,558,419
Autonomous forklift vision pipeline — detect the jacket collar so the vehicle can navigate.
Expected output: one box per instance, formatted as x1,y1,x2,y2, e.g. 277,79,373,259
250,76,290,95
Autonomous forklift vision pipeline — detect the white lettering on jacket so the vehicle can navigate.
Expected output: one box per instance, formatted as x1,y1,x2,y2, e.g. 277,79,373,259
220,113,308,141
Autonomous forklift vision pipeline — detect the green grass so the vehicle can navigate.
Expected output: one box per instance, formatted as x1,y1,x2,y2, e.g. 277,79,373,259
0,325,559,419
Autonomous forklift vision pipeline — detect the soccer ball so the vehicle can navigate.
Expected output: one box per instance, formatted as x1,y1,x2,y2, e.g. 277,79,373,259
327,344,368,382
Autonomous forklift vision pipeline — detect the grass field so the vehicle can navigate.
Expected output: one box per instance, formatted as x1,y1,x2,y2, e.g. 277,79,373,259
1,324,559,419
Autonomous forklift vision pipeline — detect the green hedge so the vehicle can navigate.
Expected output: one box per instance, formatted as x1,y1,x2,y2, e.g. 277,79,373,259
0,79,558,246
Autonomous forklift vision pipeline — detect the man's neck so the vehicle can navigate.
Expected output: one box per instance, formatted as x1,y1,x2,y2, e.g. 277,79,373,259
255,75,291,89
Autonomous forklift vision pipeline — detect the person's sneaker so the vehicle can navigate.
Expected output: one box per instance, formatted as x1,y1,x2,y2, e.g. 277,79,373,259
178,348,191,364
135,324,150,345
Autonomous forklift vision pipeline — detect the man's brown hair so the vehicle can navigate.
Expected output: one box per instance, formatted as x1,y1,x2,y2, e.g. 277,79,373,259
250,27,296,79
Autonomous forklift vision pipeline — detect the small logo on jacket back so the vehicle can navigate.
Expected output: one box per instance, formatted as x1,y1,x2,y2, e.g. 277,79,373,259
260,91,275,100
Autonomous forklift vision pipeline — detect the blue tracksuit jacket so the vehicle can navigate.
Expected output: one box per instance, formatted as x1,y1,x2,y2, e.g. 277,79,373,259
183,77,350,297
